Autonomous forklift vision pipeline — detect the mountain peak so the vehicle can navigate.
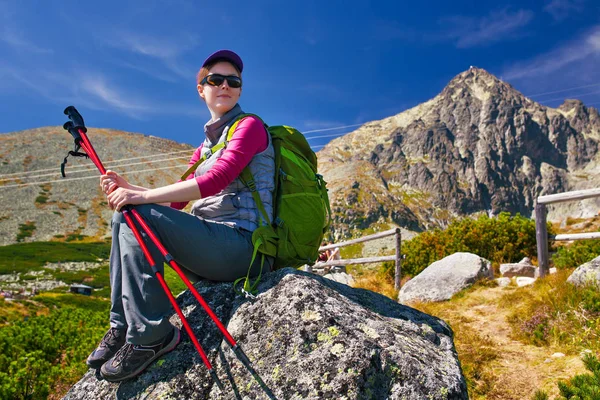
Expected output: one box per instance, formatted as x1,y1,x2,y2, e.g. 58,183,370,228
440,67,526,105
559,99,585,112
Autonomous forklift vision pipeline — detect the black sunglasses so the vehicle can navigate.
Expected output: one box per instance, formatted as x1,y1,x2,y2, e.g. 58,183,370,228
201,74,242,88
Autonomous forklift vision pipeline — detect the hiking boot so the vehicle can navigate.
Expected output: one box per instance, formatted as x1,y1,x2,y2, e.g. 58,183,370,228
100,327,180,382
86,327,126,369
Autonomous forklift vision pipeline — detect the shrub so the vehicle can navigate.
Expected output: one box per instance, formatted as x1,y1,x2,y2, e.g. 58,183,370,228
552,240,600,270
402,212,545,277
0,304,109,399
535,353,600,399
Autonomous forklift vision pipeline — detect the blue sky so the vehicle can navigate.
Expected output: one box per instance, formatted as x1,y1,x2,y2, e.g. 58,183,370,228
1,0,599,151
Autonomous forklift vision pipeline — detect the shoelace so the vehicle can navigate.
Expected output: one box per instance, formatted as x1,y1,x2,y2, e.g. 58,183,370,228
113,343,134,364
101,328,120,347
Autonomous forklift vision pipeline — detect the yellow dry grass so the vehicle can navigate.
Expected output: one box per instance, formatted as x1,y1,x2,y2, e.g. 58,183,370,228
410,283,589,399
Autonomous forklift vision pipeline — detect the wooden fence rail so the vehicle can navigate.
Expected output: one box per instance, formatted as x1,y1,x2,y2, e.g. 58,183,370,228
307,228,403,289
536,188,600,277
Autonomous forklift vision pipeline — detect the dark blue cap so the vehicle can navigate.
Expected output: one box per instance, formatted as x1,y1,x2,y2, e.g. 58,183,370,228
202,49,243,72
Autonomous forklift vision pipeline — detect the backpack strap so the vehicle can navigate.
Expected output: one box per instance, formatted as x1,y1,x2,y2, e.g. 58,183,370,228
226,113,274,296
180,153,208,181
226,113,272,226
179,114,263,181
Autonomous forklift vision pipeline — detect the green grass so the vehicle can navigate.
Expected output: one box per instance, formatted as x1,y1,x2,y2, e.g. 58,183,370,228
0,241,111,274
51,267,110,288
33,292,111,312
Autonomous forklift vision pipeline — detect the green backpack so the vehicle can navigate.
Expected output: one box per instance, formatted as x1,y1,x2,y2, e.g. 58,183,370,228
181,114,331,294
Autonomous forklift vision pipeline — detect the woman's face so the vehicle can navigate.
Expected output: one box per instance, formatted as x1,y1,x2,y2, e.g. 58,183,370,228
197,61,242,119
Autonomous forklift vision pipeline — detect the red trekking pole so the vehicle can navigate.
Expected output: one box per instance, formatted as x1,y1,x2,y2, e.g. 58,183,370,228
61,106,264,392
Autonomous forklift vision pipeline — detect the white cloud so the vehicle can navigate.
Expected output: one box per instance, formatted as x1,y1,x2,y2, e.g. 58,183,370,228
440,8,534,48
79,74,204,118
0,63,203,119
544,0,585,21
0,3,53,54
102,31,197,80
503,26,600,81
1,27,53,54
81,76,153,118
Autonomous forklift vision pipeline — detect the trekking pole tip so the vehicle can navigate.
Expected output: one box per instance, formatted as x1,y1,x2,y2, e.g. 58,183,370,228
209,369,224,391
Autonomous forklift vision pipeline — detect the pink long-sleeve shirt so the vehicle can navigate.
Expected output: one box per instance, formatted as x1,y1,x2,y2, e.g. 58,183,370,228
170,116,268,210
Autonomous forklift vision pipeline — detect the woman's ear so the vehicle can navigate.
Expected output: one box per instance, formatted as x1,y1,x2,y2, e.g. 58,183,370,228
197,84,205,100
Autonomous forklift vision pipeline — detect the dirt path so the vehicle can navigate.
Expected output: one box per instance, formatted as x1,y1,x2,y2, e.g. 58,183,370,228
452,286,587,399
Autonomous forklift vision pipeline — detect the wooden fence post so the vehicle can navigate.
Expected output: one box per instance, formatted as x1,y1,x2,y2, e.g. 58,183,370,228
535,203,549,278
394,229,402,290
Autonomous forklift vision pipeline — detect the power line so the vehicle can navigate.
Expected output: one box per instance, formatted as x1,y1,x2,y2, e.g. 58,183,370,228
1,164,186,189
527,83,600,98
306,132,351,141
0,149,192,178
303,123,364,134
540,90,600,104
0,155,190,183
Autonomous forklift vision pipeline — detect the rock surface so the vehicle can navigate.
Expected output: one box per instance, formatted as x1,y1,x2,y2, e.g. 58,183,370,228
399,252,493,303
63,268,467,400
568,255,600,287
500,257,536,278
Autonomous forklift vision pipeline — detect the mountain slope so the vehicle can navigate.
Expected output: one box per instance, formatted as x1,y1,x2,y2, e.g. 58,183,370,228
0,127,194,245
318,67,600,238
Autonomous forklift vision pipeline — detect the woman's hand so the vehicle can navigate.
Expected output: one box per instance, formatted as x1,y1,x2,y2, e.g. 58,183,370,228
100,170,133,195
106,187,146,211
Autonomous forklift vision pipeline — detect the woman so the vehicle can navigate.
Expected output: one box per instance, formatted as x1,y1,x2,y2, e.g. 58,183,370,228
86,50,275,382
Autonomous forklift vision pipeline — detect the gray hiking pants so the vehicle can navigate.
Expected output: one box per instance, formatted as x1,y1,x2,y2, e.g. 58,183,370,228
108,204,269,345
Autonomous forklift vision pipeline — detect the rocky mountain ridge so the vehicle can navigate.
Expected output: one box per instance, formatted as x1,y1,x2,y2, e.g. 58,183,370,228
319,68,600,237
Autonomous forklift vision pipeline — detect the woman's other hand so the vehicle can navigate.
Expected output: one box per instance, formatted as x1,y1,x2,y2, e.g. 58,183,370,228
100,170,132,194
106,187,146,211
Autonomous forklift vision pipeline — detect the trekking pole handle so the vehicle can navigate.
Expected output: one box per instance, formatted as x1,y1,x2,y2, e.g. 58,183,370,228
63,121,83,143
64,106,87,133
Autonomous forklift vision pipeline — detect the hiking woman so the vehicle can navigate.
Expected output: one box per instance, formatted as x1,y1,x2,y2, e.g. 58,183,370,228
87,49,275,382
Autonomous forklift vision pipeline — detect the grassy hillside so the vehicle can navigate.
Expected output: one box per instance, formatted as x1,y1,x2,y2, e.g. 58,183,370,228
0,241,190,399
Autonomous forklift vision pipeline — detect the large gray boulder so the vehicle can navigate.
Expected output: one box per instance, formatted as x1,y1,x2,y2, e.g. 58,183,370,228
63,268,467,400
399,252,493,304
568,256,600,287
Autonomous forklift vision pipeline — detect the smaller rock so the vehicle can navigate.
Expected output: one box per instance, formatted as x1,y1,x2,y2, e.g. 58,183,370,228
495,277,511,287
516,277,536,287
549,267,557,274
551,352,565,358
500,258,536,278
323,272,355,286
568,256,600,287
